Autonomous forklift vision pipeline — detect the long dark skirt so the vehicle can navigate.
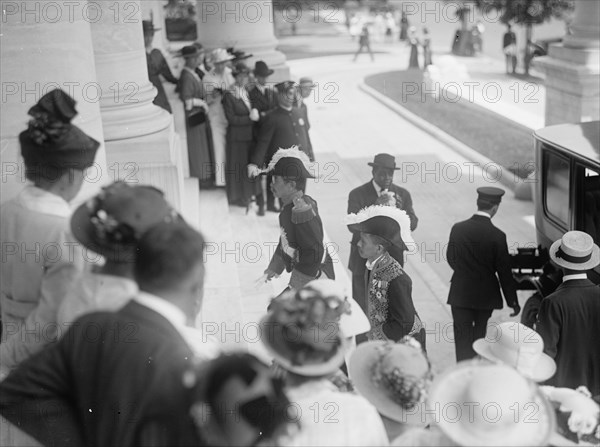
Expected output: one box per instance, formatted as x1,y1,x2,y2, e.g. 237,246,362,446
184,110,214,188
409,44,420,68
225,136,259,205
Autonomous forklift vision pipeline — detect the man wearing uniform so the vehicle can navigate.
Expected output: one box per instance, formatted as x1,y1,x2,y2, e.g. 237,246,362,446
249,81,310,212
446,187,521,362
347,154,418,314
259,147,334,292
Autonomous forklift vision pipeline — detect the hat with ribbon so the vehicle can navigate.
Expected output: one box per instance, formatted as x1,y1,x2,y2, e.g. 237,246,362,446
477,186,505,205
549,230,600,271
210,48,235,64
346,204,414,251
253,60,274,78
260,287,350,377
176,45,201,59
349,339,432,425
142,20,161,34
71,181,179,263
264,146,315,180
430,360,555,446
473,322,556,382
19,89,100,171
226,47,253,62
368,153,400,171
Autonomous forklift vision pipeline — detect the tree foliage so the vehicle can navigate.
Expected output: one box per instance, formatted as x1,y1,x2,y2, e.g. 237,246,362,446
474,0,574,25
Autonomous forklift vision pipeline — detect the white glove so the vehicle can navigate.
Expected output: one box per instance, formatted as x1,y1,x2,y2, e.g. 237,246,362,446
249,108,260,122
247,164,261,178
192,98,208,110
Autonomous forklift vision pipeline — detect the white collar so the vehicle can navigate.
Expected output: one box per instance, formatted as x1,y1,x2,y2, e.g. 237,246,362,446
562,273,588,283
366,254,384,271
256,83,267,93
134,291,187,330
280,105,293,112
17,185,72,218
475,211,492,218
372,180,386,196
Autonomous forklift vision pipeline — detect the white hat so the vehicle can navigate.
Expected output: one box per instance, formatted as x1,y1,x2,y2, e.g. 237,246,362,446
549,231,599,271
473,322,556,382
429,361,555,446
210,48,235,64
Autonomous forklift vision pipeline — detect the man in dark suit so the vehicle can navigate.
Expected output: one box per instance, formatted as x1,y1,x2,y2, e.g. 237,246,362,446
296,77,316,162
248,61,277,121
0,221,206,447
447,187,520,362
347,153,418,314
536,231,600,396
249,81,310,211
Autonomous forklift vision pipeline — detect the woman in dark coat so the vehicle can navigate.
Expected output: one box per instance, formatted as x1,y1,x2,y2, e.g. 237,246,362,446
177,46,214,188
408,26,420,69
422,27,433,67
222,62,260,207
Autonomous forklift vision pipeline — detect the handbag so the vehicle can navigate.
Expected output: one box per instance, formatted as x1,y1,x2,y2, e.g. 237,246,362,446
187,108,206,127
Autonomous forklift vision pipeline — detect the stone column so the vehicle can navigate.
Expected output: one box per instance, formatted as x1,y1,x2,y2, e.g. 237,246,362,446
534,0,600,125
0,0,108,203
195,0,289,81
89,0,189,211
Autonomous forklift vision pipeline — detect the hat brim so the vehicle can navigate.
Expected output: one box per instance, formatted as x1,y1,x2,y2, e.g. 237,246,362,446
347,222,405,251
259,316,348,377
339,296,370,337
429,360,556,446
253,69,275,77
368,162,400,170
549,239,600,271
349,342,430,425
70,203,136,263
472,339,557,382
213,55,235,63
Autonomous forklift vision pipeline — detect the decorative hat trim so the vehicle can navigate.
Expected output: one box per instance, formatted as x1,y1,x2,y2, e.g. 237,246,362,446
345,205,415,246
266,145,312,174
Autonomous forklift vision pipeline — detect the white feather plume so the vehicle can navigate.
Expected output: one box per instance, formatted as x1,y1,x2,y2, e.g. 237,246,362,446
265,145,313,173
345,204,414,246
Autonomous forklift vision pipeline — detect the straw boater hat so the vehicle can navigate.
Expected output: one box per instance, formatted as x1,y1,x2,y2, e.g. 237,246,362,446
71,181,179,263
549,231,600,271
349,339,432,426
473,322,556,382
210,48,235,64
260,286,349,377
264,146,315,180
346,204,414,251
430,361,556,446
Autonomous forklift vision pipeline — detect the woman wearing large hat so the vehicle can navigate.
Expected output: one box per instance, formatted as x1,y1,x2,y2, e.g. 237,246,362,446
0,89,99,371
203,49,235,188
346,205,425,349
177,45,214,188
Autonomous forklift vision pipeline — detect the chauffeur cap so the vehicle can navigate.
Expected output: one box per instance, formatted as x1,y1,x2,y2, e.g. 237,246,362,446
476,187,505,205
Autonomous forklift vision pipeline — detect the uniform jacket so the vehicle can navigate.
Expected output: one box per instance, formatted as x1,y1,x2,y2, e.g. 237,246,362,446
268,194,334,282
536,278,600,396
0,186,85,370
347,181,418,273
0,301,201,447
365,252,423,342
250,106,310,167
446,214,518,310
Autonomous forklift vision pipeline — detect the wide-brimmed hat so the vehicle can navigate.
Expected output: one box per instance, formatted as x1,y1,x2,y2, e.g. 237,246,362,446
19,89,100,171
303,279,370,338
142,20,161,34
346,205,414,250
226,47,253,62
549,231,600,271
231,62,250,77
473,322,556,382
253,61,274,78
210,48,235,64
71,181,178,263
176,45,201,59
368,153,400,170
349,340,432,425
430,361,555,446
264,146,315,179
260,287,349,377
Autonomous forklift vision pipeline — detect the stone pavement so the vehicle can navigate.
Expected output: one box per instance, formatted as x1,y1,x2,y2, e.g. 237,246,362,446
194,43,540,374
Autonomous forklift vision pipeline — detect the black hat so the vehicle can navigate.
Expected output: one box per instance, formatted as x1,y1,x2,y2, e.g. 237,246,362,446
226,47,253,62
142,20,160,34
274,81,297,94
231,62,250,77
477,187,505,205
253,60,274,78
368,153,400,171
266,146,315,179
19,89,100,170
176,45,201,58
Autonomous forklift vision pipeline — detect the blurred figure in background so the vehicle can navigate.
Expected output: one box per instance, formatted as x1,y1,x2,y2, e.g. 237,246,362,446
143,20,178,114
408,26,420,69
503,24,518,74
399,11,409,41
353,25,375,62
422,27,432,67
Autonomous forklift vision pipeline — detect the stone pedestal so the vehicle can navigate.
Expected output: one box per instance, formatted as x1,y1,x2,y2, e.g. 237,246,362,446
195,0,289,81
534,0,600,125
89,0,188,211
0,1,108,204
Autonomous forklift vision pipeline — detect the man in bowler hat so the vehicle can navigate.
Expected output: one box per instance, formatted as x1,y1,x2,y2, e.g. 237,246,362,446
446,187,520,362
347,154,418,315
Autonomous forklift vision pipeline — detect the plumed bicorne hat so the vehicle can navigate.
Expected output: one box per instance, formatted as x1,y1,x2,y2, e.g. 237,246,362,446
346,205,414,251
19,89,100,170
263,146,315,180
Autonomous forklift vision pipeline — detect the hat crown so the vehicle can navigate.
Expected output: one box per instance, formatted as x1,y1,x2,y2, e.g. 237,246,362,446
485,323,544,375
211,48,234,63
559,231,595,257
370,153,397,170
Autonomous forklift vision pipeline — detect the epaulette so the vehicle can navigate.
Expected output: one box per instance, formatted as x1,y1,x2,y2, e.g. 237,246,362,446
291,196,316,224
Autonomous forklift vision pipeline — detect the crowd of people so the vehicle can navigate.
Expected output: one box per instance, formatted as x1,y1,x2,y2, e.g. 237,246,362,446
0,84,599,446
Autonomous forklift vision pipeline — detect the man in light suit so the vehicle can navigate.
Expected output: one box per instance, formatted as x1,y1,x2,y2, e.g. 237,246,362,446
0,221,206,447
347,154,418,315
447,187,520,362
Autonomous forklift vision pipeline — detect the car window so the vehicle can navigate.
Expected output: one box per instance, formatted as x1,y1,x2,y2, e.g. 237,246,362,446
544,151,570,227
